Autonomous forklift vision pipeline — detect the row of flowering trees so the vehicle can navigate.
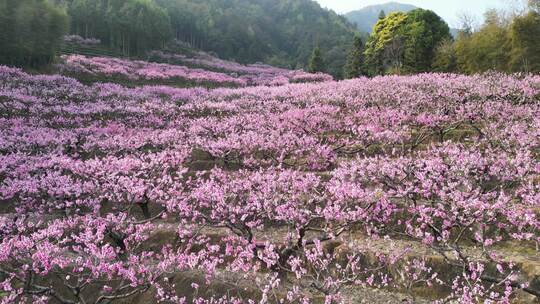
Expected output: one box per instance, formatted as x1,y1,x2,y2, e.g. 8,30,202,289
0,65,539,303
57,54,334,88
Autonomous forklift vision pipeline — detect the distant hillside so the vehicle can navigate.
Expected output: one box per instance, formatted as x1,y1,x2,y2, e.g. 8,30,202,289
345,2,418,33
58,0,358,78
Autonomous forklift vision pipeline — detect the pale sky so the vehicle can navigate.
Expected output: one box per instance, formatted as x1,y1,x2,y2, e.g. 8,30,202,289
314,0,515,27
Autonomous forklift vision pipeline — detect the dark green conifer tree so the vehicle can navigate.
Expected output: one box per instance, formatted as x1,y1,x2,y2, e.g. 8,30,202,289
308,46,326,73
344,35,365,78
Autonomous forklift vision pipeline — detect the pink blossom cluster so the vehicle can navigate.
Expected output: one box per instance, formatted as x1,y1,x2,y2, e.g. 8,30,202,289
149,51,334,86
287,70,334,83
0,65,539,303
149,50,291,76
63,35,102,45
58,55,248,87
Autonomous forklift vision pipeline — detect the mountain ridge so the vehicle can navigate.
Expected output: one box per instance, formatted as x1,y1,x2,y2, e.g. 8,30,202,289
344,1,458,37
345,2,418,33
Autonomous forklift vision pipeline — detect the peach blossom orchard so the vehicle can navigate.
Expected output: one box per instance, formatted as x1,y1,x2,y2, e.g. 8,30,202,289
0,59,539,304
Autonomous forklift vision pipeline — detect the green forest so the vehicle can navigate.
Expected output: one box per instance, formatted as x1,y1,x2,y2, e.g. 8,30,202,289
59,0,356,77
1,0,539,77
353,1,540,76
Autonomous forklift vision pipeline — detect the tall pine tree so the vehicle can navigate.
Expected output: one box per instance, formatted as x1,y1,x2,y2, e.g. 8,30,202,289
344,35,365,78
308,47,326,73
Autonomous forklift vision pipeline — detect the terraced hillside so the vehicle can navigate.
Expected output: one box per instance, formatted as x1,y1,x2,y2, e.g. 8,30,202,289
55,53,332,88
0,54,539,303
